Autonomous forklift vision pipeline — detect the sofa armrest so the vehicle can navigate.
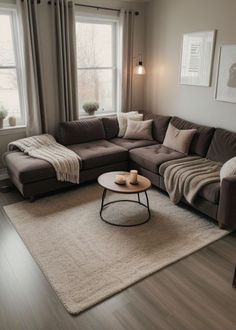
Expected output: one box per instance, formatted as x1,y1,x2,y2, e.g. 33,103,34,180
218,176,236,230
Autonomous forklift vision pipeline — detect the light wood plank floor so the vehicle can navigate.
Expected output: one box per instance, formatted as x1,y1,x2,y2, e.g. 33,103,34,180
0,181,235,330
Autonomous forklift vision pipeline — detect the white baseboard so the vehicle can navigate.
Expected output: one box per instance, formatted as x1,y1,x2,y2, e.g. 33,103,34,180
0,168,9,180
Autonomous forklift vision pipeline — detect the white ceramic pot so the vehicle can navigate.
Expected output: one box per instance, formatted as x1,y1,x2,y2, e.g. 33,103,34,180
8,116,16,127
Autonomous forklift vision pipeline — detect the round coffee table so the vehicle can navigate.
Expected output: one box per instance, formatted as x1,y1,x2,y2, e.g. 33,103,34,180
98,171,151,227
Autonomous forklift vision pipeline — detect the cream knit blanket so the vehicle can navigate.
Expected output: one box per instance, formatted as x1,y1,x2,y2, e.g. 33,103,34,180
8,134,81,184
159,156,221,204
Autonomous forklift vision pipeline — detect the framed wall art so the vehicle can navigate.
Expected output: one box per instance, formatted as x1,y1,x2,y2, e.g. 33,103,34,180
215,45,236,103
180,30,216,86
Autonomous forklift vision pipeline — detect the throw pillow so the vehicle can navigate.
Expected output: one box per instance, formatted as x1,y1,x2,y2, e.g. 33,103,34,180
117,112,143,137
220,156,236,182
123,119,153,140
163,123,197,154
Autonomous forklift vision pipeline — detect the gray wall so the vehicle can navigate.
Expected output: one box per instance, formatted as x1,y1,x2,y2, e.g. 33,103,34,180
0,0,146,169
145,0,236,131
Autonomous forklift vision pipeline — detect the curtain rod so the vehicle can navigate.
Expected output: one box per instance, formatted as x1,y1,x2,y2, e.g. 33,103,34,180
47,2,139,16
21,0,41,3
75,4,139,16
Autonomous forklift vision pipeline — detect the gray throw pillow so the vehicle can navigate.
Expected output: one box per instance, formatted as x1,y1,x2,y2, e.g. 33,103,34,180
123,119,153,140
163,123,196,154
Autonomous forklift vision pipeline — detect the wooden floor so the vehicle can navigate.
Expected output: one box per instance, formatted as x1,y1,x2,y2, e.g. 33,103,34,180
0,181,236,330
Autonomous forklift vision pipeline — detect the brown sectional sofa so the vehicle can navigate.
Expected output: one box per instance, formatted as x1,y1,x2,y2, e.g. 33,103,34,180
4,113,236,230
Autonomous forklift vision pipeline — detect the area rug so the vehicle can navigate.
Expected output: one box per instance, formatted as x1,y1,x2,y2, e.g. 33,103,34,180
3,184,229,314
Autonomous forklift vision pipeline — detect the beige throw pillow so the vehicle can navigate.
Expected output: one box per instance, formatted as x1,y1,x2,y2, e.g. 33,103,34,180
220,157,236,182
117,112,143,137
123,119,153,140
163,123,196,154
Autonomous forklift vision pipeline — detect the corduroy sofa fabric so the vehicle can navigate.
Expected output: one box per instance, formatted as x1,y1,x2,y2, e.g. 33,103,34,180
207,128,236,163
58,118,105,145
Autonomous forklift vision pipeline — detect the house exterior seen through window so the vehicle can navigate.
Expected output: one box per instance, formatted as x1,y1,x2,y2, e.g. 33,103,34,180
0,7,26,128
76,16,118,116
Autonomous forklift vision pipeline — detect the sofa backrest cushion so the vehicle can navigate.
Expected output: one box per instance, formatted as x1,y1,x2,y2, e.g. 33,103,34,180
163,123,197,154
101,116,119,139
143,112,171,143
170,116,215,157
207,128,236,163
58,118,105,145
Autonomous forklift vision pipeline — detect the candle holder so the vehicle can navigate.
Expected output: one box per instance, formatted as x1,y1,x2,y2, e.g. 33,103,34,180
114,174,126,185
129,170,138,185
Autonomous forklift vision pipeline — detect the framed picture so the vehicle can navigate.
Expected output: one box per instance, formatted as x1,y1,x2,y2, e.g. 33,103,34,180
215,45,236,103
180,30,216,86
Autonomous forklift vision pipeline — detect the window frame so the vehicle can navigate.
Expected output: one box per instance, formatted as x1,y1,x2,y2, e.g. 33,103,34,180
75,15,119,116
0,5,26,128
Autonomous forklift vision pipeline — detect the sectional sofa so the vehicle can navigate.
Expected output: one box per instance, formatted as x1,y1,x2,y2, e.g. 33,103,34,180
4,113,236,230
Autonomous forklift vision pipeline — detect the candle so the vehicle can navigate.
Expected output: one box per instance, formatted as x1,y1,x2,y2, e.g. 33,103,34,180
129,170,138,184
115,174,126,185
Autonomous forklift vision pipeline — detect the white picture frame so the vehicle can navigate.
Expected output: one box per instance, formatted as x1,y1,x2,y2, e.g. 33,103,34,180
180,30,216,86
215,45,236,103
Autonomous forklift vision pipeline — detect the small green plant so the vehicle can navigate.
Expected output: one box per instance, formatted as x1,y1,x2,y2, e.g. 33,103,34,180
0,106,8,119
82,101,99,115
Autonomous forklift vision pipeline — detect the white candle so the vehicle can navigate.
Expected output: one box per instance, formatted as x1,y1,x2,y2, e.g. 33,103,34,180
129,170,138,184
115,174,126,185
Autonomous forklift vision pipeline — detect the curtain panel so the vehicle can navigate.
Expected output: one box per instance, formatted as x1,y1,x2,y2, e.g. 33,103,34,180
50,0,78,122
119,9,135,113
17,0,48,135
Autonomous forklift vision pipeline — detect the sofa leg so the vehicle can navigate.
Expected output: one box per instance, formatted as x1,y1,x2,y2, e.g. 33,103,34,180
29,196,36,203
218,222,227,230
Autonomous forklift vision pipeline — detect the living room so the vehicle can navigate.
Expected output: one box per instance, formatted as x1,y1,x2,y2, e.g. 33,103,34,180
0,0,236,329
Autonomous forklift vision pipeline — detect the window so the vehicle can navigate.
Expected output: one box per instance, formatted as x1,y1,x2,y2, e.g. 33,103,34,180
76,17,118,116
0,7,25,128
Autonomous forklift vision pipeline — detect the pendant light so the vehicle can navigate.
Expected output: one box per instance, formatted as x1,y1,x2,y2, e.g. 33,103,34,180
134,55,146,75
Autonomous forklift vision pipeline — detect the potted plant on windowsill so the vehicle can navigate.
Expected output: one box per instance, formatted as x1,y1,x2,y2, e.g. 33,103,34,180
0,106,8,129
82,101,99,116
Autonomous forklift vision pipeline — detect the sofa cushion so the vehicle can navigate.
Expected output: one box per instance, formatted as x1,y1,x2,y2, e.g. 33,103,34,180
101,116,119,139
220,157,236,182
110,137,156,150
4,151,56,184
197,182,220,204
117,112,143,137
170,117,215,157
143,112,171,143
163,123,196,154
58,118,105,145
123,119,153,140
206,128,236,163
129,144,185,173
67,140,128,170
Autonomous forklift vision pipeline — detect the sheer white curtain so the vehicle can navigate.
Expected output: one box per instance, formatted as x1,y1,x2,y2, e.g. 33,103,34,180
119,9,135,113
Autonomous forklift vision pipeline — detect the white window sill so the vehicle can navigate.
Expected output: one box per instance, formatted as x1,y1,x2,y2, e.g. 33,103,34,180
0,125,26,136
79,112,117,119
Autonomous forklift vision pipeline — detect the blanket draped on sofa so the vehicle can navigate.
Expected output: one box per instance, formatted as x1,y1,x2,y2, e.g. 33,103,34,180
159,156,221,204
8,135,81,184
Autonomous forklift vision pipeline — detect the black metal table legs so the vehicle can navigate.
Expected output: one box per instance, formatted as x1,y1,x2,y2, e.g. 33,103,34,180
99,189,151,227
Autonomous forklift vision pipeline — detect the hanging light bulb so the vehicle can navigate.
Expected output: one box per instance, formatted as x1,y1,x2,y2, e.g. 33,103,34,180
134,54,146,75
134,60,146,75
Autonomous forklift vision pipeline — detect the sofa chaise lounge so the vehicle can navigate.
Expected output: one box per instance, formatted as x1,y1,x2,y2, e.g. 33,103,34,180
4,113,236,230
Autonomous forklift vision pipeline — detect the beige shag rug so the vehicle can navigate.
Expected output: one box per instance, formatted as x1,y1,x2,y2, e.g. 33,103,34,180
4,184,228,314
